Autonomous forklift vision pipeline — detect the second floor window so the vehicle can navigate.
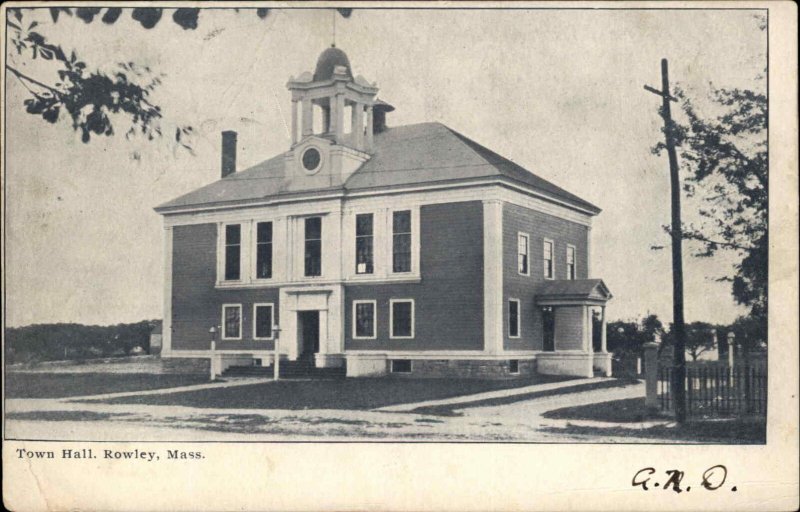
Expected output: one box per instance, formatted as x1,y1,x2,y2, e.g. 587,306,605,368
543,240,554,279
304,217,322,277
518,233,529,275
392,210,412,273
224,224,241,281
355,213,374,274
566,245,576,280
256,222,273,279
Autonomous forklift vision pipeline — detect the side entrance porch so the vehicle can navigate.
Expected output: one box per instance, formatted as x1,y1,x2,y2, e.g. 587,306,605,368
533,279,613,378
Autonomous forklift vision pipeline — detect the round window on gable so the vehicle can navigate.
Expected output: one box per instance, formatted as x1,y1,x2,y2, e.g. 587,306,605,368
301,147,322,173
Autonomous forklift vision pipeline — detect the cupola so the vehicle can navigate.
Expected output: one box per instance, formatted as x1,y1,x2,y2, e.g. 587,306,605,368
287,47,379,152
284,47,382,190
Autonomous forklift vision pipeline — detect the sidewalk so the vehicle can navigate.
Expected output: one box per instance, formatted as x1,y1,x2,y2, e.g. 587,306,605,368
374,377,610,412
66,377,273,401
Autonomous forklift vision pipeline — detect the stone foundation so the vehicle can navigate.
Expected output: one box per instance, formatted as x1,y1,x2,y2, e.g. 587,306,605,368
346,355,387,376
160,357,211,375
536,352,594,378
346,356,536,379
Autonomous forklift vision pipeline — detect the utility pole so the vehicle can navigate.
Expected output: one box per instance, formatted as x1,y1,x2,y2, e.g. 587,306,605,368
645,58,687,423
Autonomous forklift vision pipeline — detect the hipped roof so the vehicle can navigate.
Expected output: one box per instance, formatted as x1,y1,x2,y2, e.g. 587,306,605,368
156,122,600,214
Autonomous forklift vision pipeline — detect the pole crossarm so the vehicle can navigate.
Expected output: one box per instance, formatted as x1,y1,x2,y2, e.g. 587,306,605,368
643,84,678,102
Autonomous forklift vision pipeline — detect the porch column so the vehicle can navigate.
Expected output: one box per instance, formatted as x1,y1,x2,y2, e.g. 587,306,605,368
600,305,607,353
583,305,592,352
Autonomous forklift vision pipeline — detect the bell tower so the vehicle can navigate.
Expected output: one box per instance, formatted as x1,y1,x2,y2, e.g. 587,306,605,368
285,47,379,190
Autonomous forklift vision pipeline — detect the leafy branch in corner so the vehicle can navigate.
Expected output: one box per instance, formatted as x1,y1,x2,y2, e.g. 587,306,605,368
6,7,353,149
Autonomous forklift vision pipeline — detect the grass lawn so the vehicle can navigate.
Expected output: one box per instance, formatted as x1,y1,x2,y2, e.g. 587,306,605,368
7,411,136,422
541,397,766,443
414,379,637,416
543,397,663,423
94,375,575,410
4,372,209,399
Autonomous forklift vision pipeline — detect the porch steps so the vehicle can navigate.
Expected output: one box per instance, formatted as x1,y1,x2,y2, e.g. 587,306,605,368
222,359,345,379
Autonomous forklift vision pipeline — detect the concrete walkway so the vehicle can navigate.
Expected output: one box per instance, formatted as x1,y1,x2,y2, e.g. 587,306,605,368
65,377,273,401
374,377,611,412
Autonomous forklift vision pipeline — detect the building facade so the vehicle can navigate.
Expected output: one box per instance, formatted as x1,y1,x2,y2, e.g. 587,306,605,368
155,48,612,378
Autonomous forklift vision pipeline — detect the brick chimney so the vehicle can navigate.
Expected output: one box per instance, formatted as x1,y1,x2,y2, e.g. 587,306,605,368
221,130,237,178
372,100,395,135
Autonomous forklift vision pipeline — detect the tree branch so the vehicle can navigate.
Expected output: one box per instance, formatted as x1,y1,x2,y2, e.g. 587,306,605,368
683,231,754,252
6,64,64,98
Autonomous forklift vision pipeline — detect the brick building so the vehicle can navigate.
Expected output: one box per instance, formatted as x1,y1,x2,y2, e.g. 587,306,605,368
155,47,613,378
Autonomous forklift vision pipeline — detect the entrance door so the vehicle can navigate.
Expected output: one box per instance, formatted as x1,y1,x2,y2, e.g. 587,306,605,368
298,311,320,359
542,307,555,352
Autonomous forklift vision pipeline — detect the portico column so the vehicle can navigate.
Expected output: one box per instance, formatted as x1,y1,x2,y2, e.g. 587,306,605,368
318,311,328,356
600,305,608,353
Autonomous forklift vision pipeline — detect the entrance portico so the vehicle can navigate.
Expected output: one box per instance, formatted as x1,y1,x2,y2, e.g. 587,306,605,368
534,279,613,377
278,285,344,367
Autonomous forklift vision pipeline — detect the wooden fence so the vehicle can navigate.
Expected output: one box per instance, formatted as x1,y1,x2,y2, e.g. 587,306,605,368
657,364,767,417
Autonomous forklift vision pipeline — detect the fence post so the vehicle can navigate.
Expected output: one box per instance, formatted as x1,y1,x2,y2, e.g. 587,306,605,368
644,342,659,409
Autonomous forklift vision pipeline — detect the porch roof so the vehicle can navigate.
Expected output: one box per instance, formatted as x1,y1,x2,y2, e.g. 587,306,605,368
534,279,612,305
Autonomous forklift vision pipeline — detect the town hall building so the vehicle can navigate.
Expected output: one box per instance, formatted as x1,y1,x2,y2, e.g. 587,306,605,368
155,47,613,379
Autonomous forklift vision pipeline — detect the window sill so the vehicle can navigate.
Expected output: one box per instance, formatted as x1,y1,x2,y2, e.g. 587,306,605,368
345,274,421,284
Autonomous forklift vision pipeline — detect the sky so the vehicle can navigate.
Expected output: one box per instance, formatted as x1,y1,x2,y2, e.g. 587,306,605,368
4,7,767,327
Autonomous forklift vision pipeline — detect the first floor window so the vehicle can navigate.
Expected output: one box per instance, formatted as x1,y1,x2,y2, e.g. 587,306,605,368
256,222,273,279
253,304,274,339
304,217,322,277
224,224,241,281
353,301,376,339
390,299,414,338
543,240,554,279
222,305,241,340
518,233,529,275
509,299,521,338
566,245,576,280
355,213,374,274
392,210,412,273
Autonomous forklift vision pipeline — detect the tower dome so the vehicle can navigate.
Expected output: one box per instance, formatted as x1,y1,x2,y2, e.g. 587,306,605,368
313,46,353,82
